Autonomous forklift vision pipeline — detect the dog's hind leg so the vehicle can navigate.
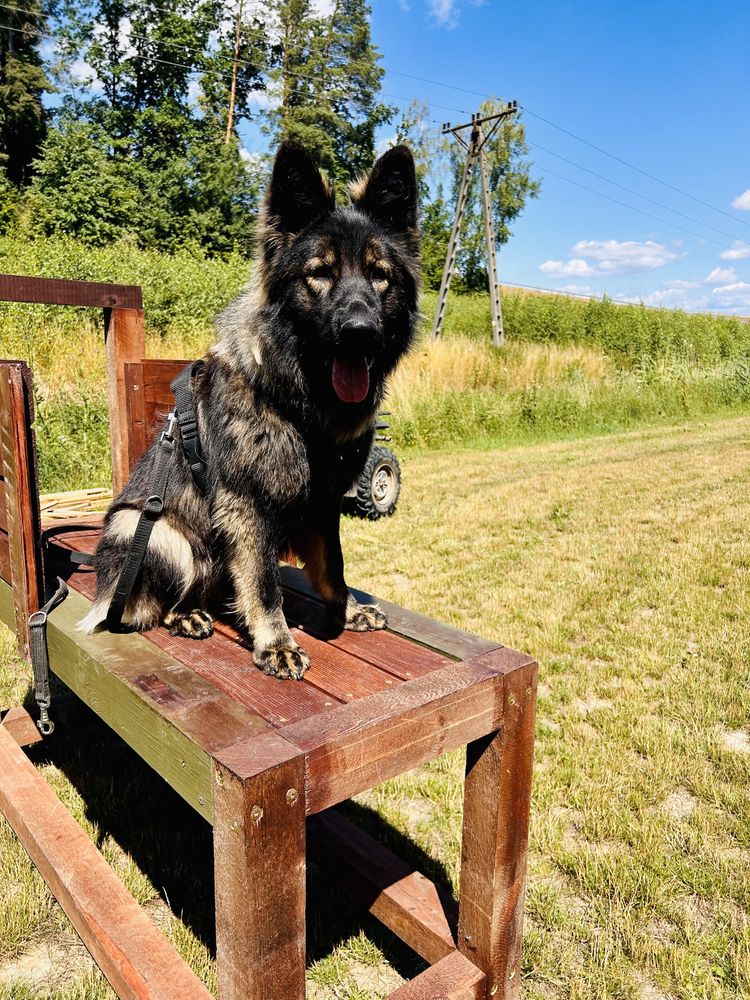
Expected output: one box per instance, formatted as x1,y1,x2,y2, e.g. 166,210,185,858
163,608,214,639
79,509,210,636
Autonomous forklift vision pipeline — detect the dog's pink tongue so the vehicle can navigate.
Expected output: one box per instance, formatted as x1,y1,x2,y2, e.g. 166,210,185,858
332,356,369,403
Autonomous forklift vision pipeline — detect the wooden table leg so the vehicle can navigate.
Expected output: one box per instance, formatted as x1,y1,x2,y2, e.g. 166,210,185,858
457,659,537,999
213,733,307,1000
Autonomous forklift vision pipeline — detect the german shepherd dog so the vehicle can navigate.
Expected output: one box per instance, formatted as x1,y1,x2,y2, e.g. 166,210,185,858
80,141,420,680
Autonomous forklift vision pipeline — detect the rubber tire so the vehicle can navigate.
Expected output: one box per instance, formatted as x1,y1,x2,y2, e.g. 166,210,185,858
350,446,401,519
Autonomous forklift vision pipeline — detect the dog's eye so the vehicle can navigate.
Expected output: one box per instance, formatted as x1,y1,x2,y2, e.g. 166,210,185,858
371,266,390,287
307,264,334,282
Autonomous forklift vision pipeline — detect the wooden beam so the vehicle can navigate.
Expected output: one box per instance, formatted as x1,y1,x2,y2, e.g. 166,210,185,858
280,648,533,814
105,307,146,494
0,580,273,822
213,732,307,1000
309,809,457,965
0,273,142,310
0,705,42,747
387,951,486,999
0,725,212,1000
0,363,43,659
457,659,537,999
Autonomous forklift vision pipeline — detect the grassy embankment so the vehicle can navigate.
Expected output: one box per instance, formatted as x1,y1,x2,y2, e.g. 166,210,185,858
1,235,749,489
1,418,749,998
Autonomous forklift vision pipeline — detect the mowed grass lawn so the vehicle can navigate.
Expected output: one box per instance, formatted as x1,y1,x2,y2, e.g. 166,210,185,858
2,415,750,999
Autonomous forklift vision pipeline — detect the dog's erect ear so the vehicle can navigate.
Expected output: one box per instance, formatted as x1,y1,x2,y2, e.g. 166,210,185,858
266,141,335,235
351,145,418,234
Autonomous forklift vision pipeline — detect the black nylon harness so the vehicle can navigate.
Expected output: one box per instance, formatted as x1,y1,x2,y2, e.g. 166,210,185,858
28,360,206,735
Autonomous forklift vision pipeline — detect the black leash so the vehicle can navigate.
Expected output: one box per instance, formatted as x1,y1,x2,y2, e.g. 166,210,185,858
104,411,176,630
28,578,69,735
26,360,207,734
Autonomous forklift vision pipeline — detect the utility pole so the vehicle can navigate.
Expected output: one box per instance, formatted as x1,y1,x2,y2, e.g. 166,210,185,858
225,0,244,144
431,101,518,347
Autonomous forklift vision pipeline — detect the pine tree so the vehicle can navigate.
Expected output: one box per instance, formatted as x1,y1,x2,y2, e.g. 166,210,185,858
266,0,393,191
0,0,52,185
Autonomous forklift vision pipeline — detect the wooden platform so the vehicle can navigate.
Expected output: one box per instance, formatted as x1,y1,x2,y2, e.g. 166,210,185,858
0,279,538,1000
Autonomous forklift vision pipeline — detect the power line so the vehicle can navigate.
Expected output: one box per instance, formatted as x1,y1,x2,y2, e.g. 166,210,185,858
528,141,750,246
535,163,739,252
522,104,750,233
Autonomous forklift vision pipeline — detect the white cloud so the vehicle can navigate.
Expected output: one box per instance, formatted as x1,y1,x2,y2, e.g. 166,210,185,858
555,284,595,295
719,240,750,261
570,239,680,272
539,239,680,279
731,189,750,211
427,0,458,26
667,278,702,289
705,266,737,285
641,287,710,310
311,0,335,15
539,258,597,278
248,89,281,110
711,281,750,311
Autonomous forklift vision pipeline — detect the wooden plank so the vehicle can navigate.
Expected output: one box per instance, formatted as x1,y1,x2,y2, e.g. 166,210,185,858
280,565,500,662
457,659,537,1000
0,705,42,747
281,587,453,680
213,733,307,1000
387,951,486,999
0,363,43,658
0,273,142,310
124,362,148,470
309,809,458,965
0,725,212,1000
281,647,534,814
0,579,272,823
214,618,401,704
105,307,146,494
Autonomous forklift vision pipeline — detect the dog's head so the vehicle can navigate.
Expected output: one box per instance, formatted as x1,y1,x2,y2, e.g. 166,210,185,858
255,141,420,418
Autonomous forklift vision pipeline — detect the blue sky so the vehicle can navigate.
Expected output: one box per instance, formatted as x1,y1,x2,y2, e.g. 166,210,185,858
363,0,750,313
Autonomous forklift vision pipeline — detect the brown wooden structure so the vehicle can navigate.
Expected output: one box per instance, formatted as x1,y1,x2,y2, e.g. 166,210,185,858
0,274,537,999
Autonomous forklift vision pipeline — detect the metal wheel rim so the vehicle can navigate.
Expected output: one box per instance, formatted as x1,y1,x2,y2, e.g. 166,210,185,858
371,462,398,509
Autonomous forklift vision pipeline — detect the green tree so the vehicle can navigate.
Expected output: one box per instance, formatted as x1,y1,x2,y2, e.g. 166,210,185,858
25,117,137,244
266,0,393,192
48,0,265,252
0,0,52,185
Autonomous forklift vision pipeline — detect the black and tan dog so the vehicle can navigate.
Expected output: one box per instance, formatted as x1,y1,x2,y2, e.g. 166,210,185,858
80,141,420,680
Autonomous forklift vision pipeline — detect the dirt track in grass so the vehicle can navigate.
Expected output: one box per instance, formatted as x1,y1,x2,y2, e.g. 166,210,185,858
2,414,750,998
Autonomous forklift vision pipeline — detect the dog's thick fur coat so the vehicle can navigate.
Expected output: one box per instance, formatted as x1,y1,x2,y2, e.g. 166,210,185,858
81,141,421,679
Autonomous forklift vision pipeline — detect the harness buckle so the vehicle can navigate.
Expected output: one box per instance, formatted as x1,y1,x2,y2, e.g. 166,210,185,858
160,411,177,445
28,610,48,628
144,494,164,516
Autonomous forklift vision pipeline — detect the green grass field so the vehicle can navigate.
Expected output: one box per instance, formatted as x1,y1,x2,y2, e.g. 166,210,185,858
2,415,749,999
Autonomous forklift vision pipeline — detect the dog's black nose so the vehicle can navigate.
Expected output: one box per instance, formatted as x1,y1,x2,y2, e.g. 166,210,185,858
340,315,378,339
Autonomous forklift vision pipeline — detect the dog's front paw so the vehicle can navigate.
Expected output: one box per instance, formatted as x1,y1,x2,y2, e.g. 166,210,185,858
344,601,388,632
255,643,311,680
163,608,214,639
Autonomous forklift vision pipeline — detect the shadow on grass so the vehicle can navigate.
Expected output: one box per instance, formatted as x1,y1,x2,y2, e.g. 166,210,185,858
26,705,452,982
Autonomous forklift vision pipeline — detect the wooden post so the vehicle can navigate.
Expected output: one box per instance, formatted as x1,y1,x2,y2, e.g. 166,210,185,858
457,658,537,999
213,733,307,1000
432,103,517,346
0,363,43,659
105,307,145,494
477,128,504,347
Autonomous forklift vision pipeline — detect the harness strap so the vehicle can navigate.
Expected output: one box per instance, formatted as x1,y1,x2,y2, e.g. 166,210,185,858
28,577,69,736
104,417,176,631
171,360,207,493
41,523,99,567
